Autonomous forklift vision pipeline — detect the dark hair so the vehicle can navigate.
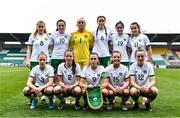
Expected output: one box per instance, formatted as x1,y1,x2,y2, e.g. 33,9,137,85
115,21,124,28
64,49,76,75
111,51,121,63
56,19,66,31
89,52,100,65
96,16,107,39
37,52,47,60
135,47,146,58
130,22,141,38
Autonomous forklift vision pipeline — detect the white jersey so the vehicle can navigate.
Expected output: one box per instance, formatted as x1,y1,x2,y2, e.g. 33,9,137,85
105,64,129,87
92,28,113,57
30,64,54,87
27,34,51,62
128,34,150,62
50,31,71,59
110,33,130,61
129,62,154,87
81,65,105,87
57,63,81,85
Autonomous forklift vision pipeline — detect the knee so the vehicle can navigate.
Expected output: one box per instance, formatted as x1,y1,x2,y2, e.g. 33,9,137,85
73,86,82,96
130,87,138,96
101,88,108,97
54,86,62,94
150,86,159,96
123,89,129,96
23,87,30,96
45,87,53,96
108,90,114,97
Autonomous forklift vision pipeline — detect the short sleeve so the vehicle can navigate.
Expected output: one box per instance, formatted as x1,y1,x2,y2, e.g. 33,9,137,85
57,64,63,76
124,66,130,79
29,66,36,77
129,64,136,76
148,63,155,77
76,64,81,76
69,33,74,48
89,32,94,49
48,66,54,77
81,66,87,79
144,35,150,46
27,34,34,46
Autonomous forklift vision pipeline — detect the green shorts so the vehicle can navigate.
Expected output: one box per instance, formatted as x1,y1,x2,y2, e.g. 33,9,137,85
121,61,130,68
30,61,39,70
51,59,64,74
99,56,111,67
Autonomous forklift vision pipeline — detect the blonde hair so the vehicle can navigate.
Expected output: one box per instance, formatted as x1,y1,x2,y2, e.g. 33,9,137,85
33,20,48,37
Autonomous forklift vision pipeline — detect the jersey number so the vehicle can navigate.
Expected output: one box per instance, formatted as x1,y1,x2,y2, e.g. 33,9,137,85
118,41,123,46
138,74,144,80
40,41,44,46
59,38,65,44
113,77,119,83
68,75,72,80
92,77,96,82
134,42,139,48
40,77,45,83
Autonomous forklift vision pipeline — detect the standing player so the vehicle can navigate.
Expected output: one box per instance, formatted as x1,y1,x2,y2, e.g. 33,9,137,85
23,52,54,109
25,20,51,104
69,17,94,69
111,21,130,67
54,49,82,110
92,16,113,67
129,48,158,112
50,19,70,76
80,53,105,110
102,51,130,111
128,22,152,63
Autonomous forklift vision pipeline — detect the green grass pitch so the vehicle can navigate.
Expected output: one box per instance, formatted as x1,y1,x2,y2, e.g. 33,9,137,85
0,66,180,117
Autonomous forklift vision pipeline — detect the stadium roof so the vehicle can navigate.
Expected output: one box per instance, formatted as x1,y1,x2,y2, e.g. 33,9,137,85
0,33,180,43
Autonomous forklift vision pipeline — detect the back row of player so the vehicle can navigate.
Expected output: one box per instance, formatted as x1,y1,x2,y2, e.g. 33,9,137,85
25,16,152,70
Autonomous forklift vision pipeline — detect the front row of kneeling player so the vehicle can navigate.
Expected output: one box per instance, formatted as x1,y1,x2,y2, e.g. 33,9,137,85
23,48,158,111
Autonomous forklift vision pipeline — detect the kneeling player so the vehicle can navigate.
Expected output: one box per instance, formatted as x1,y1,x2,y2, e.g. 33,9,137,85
102,51,130,111
129,48,159,112
54,49,82,110
80,53,105,111
23,52,54,109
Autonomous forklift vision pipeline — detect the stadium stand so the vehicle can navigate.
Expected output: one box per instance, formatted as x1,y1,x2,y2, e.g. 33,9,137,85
0,33,180,68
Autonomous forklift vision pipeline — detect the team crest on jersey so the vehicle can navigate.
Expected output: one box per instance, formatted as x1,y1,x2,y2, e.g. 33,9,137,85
123,38,126,41
119,73,122,76
84,35,88,38
97,73,101,78
135,70,138,73
143,70,147,74
139,39,142,42
64,36,67,39
45,38,48,41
